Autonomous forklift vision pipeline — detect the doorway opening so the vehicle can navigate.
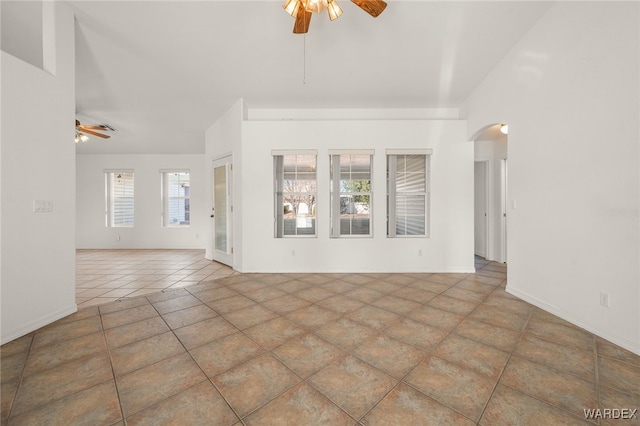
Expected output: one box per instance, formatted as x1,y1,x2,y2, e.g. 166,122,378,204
472,123,508,263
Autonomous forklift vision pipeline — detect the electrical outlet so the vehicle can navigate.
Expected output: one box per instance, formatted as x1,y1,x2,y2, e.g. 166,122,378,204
599,292,610,308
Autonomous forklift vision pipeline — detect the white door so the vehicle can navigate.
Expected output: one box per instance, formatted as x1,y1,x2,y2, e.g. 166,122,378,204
474,161,488,258
212,157,233,266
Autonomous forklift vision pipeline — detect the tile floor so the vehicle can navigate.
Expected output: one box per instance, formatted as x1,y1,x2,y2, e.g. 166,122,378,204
2,251,639,425
75,249,236,309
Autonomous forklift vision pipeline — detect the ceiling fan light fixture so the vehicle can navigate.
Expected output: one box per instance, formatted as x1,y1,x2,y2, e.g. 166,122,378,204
305,0,328,14
283,0,301,17
327,0,343,20
75,132,89,143
500,124,509,135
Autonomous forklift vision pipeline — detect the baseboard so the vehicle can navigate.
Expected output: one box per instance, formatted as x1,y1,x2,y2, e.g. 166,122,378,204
506,285,640,356
1,304,78,345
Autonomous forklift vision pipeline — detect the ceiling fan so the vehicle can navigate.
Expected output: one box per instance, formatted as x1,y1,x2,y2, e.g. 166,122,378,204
283,0,387,34
75,119,113,143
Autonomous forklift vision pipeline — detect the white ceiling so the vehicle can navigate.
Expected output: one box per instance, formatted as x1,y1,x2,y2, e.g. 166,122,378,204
70,1,552,154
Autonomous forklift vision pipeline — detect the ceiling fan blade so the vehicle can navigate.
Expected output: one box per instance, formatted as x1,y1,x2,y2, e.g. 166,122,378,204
78,124,109,131
351,0,387,17
293,7,312,33
79,128,111,139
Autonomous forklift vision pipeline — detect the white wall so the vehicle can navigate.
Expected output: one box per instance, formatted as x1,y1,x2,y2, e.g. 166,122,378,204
76,154,207,249
239,119,474,273
1,2,77,344
464,2,640,354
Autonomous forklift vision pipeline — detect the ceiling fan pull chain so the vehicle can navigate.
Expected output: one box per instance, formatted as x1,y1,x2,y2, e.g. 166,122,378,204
303,33,307,85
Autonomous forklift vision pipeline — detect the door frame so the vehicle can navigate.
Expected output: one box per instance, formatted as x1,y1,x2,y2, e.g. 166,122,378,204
211,156,233,267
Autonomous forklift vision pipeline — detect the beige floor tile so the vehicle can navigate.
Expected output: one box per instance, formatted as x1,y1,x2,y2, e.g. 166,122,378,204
428,294,478,316
98,296,149,315
500,356,598,416
343,287,385,303
194,287,239,303
363,383,476,425
104,316,170,349
345,305,401,331
151,294,202,315
243,317,306,349
598,385,640,425
173,316,237,350
101,304,159,330
8,381,122,426
390,287,437,304
455,318,521,353
364,280,404,294
206,294,256,315
525,318,595,352
11,353,113,416
383,318,448,351
352,334,426,378
308,355,397,419
117,353,206,418
125,381,239,426
407,279,451,294
435,334,510,380
315,318,377,351
245,287,288,303
24,332,107,376
161,304,217,329
275,279,312,293
110,331,186,377
224,304,278,330
596,338,640,367
443,286,489,303
598,356,640,395
32,316,103,349
406,305,465,331
515,334,596,381
213,353,301,418
190,332,263,377
286,305,341,329
404,355,495,422
483,295,533,315
261,294,312,314
295,286,336,303
468,304,529,331
273,334,344,378
316,295,366,314
244,382,354,426
371,295,422,315
480,384,589,426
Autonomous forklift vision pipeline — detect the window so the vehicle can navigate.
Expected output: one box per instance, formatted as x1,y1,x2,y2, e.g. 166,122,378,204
105,171,134,227
161,171,190,227
330,150,373,237
273,151,317,237
387,150,431,237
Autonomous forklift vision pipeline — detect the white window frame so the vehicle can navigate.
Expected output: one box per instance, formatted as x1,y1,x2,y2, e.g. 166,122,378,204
273,150,318,238
105,170,134,227
329,149,374,238
161,170,191,227
386,149,431,238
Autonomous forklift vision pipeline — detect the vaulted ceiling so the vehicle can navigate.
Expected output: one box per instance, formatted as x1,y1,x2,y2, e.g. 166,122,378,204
70,1,552,154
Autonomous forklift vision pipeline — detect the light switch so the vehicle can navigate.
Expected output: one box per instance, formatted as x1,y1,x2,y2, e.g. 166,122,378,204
33,200,53,212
